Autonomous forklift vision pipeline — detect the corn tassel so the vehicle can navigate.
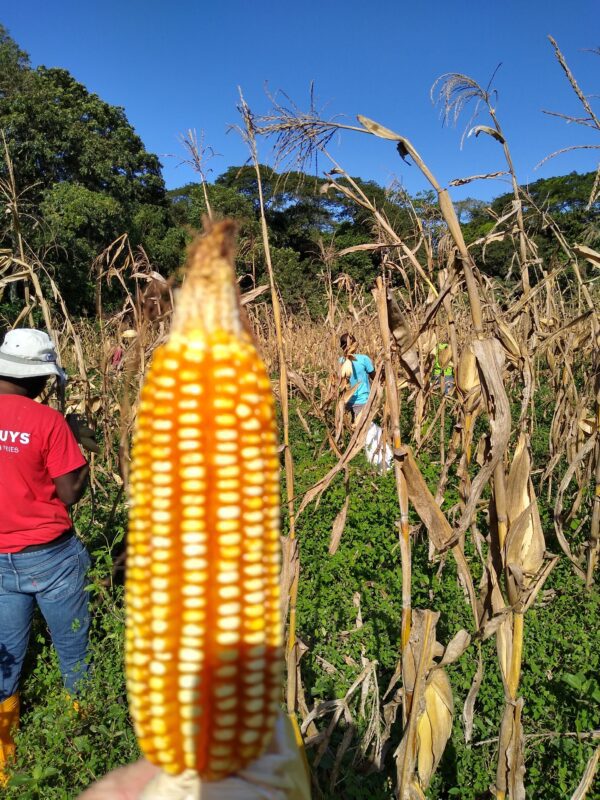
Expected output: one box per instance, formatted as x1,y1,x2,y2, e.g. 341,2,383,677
126,221,283,782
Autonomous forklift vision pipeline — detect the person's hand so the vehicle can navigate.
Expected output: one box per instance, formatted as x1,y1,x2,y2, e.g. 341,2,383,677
76,713,311,799
77,759,159,799
66,413,101,454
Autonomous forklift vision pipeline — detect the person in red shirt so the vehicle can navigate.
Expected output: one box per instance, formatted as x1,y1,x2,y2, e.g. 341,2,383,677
0,329,90,784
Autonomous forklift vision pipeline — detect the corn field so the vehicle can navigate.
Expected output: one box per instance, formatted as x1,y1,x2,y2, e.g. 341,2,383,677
1,38,599,800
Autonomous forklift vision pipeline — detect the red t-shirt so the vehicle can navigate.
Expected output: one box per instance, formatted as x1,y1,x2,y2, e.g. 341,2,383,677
0,395,87,552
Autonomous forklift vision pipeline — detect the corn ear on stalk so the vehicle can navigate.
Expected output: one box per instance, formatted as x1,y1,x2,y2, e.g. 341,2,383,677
456,346,480,413
416,669,453,789
126,221,283,783
340,358,353,379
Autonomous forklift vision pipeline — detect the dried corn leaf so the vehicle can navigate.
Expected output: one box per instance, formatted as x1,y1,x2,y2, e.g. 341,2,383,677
468,124,506,143
295,407,311,436
240,283,268,305
435,629,471,669
329,496,350,555
401,610,439,696
357,114,402,141
298,372,383,516
401,348,425,389
573,243,600,269
455,339,511,539
496,318,522,359
417,329,436,356
449,170,509,186
522,555,559,612
495,703,513,798
397,447,454,551
570,745,600,800
397,446,478,617
462,649,483,744
578,409,596,436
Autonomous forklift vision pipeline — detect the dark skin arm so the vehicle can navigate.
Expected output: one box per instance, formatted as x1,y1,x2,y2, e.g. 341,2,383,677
368,368,386,386
53,463,89,506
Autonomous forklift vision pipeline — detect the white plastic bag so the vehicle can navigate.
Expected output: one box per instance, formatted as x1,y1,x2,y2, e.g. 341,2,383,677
364,423,393,471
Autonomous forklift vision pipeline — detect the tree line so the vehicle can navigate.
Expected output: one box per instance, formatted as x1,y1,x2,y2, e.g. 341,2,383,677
1,24,597,317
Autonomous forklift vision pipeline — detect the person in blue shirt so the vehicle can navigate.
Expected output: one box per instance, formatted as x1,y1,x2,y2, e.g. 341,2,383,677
339,332,375,424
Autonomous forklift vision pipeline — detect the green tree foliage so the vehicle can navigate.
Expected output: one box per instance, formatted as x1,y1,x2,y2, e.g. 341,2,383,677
463,171,600,281
0,26,185,312
1,25,597,316
0,25,29,98
168,166,416,313
40,184,123,309
1,66,164,204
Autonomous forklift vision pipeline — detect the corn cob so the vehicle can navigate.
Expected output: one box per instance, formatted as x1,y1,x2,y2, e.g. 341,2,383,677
126,221,283,781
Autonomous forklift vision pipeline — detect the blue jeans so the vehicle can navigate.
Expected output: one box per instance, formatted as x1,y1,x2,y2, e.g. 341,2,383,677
0,535,91,700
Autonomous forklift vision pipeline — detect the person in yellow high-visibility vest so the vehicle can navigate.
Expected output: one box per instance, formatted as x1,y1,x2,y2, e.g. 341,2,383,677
432,342,454,395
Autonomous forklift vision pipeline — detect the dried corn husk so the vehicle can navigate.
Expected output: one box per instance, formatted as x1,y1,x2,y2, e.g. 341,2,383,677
417,329,436,356
436,343,453,369
386,290,413,351
416,670,454,789
578,408,596,436
496,319,522,361
505,434,545,602
395,612,467,798
456,346,481,413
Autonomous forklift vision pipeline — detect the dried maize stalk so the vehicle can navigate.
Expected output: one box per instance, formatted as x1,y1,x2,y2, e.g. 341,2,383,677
126,221,284,787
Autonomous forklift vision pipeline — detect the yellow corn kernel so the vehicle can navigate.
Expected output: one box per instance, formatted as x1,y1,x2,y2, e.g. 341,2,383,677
125,221,282,781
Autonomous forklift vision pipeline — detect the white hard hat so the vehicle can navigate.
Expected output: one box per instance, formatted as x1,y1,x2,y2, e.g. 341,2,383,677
0,329,66,382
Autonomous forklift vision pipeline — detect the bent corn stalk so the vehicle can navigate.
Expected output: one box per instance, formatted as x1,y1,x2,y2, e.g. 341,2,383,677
125,222,308,798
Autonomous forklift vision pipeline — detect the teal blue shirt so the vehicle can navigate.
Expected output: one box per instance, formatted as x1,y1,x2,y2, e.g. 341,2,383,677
341,353,374,406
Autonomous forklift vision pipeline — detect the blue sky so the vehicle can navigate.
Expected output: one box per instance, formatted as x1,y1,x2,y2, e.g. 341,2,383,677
2,1,598,200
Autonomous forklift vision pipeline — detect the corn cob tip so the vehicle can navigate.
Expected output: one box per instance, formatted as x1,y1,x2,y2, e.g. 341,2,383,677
173,220,241,337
